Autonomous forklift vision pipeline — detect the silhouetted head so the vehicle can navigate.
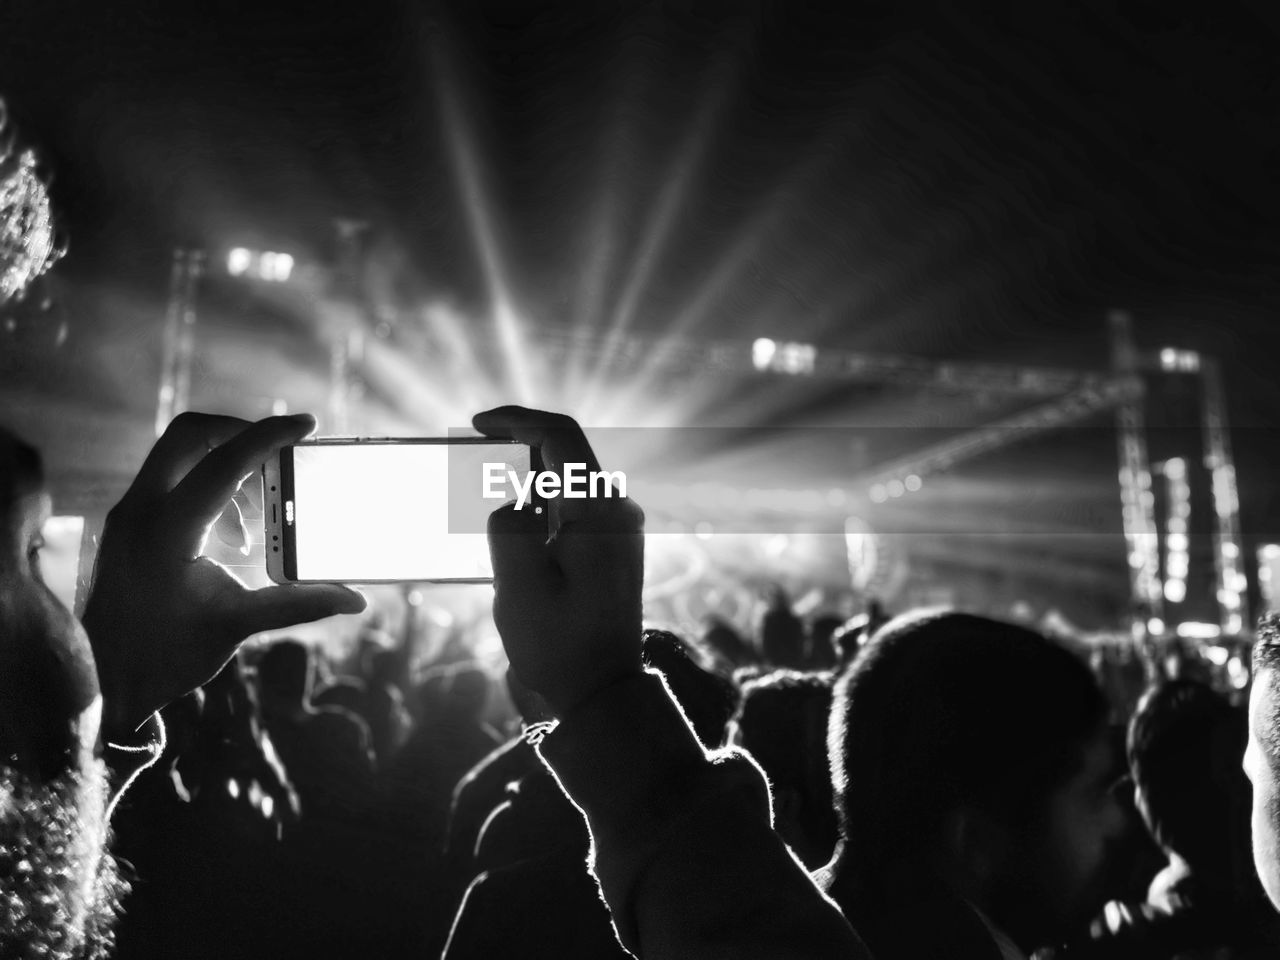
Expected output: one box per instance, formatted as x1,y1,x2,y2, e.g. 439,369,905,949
0,109,125,956
730,669,837,867
256,639,314,708
1129,680,1252,886
761,586,804,668
0,426,99,780
807,614,843,670
642,629,739,750
313,677,368,716
369,649,400,686
830,610,1122,951
700,616,756,669
0,424,124,957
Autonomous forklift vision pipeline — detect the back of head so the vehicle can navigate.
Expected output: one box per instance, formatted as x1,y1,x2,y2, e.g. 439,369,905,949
1128,679,1250,881
700,616,756,670
736,669,833,794
642,629,739,749
256,639,312,706
830,610,1108,894
761,587,805,669
313,677,369,717
734,669,838,866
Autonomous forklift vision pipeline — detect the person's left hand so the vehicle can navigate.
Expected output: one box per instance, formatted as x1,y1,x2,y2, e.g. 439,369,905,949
82,412,365,739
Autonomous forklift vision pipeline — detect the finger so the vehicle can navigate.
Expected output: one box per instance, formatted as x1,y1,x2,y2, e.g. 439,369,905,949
487,502,559,591
237,473,264,515
472,406,601,475
170,414,316,544
224,583,366,639
213,497,251,555
130,412,254,502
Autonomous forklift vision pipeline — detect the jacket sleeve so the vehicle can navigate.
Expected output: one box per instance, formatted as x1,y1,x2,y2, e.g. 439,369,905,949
534,670,870,960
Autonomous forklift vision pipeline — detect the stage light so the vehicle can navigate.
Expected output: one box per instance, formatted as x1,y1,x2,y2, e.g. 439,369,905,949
869,484,887,504
1163,579,1186,604
1159,348,1201,372
1175,621,1221,640
227,248,295,282
752,338,776,370
751,337,816,375
886,479,905,498
904,474,922,492
228,247,251,276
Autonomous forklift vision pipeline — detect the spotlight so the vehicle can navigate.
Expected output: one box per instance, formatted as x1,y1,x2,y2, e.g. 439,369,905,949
227,248,252,276
752,338,776,371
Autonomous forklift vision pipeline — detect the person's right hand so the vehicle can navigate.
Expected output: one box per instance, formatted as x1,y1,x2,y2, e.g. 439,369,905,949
473,407,645,718
82,412,365,739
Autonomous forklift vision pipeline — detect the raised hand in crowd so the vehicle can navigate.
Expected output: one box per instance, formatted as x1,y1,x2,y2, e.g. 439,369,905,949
473,406,645,717
476,405,869,960
81,412,365,740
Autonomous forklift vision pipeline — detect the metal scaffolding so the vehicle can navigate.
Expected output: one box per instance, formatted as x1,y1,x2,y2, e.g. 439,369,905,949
1108,310,1164,633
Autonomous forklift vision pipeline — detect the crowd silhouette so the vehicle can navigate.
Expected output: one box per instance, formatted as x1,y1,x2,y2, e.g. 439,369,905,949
9,400,1280,959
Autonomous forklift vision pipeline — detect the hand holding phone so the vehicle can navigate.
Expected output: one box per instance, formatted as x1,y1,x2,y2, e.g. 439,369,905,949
474,407,645,717
82,413,366,736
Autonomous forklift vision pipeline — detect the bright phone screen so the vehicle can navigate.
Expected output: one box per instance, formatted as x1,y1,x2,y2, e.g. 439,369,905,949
285,440,531,581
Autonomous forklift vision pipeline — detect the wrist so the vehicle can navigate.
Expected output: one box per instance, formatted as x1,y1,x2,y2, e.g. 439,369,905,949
545,662,646,719
95,654,158,742
100,695,148,745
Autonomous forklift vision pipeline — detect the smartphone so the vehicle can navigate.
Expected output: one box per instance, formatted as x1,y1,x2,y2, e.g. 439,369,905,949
262,437,535,583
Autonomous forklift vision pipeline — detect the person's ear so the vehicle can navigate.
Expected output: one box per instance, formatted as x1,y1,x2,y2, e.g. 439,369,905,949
942,805,1012,889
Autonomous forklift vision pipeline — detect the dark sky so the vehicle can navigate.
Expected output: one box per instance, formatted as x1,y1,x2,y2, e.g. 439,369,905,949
5,1,1278,334
3,0,1279,622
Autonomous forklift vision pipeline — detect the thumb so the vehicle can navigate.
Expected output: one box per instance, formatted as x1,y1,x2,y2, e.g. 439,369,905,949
226,583,367,638
488,502,559,593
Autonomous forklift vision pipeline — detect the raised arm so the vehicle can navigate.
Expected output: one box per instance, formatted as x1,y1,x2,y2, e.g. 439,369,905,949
476,405,868,960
